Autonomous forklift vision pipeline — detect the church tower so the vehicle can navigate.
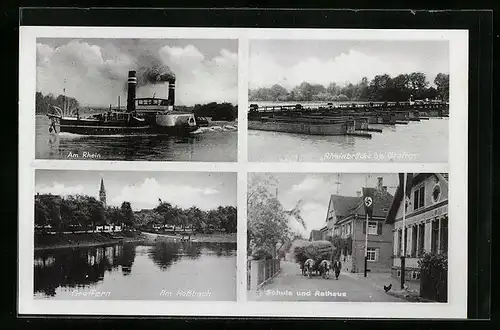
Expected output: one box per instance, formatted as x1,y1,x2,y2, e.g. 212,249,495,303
99,178,106,206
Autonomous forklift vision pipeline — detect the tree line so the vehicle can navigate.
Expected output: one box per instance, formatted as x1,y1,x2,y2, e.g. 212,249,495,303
249,72,449,103
35,194,133,232
135,200,237,233
36,92,80,114
34,193,236,234
176,102,238,121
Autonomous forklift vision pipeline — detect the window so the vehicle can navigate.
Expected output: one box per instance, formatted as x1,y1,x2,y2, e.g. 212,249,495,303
367,248,378,261
418,223,425,256
413,186,425,210
368,221,378,235
440,217,448,254
397,229,402,257
411,225,418,257
432,184,441,203
431,220,439,254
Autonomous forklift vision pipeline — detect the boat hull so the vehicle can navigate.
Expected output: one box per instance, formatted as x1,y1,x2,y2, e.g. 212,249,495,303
57,117,198,135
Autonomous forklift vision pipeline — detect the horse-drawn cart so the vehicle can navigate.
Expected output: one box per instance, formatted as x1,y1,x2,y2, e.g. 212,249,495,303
292,240,335,278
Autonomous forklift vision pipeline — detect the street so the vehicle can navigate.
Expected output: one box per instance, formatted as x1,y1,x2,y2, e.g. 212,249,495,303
249,261,405,302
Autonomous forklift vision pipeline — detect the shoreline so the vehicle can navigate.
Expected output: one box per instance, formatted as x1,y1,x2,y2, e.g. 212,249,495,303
34,232,237,250
142,231,237,244
34,236,145,251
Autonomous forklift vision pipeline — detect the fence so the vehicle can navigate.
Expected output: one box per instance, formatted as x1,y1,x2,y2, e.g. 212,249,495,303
247,258,281,290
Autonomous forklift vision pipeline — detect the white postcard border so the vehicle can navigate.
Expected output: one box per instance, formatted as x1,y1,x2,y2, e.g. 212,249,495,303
19,26,468,319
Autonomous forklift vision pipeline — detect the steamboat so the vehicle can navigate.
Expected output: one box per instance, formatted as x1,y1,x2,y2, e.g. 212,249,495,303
47,70,199,135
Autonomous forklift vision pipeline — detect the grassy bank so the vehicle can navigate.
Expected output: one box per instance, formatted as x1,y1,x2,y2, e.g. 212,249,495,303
142,230,237,243
192,232,237,243
34,232,145,251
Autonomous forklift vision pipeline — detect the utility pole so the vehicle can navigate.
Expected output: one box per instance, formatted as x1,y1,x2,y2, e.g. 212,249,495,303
401,173,406,290
334,174,342,194
363,175,372,278
364,211,368,277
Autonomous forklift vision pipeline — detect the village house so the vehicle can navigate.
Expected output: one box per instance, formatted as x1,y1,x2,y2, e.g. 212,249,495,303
309,229,323,241
322,177,394,273
385,173,449,281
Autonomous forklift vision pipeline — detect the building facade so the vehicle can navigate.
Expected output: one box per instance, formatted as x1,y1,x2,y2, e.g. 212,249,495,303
323,177,394,273
385,173,449,281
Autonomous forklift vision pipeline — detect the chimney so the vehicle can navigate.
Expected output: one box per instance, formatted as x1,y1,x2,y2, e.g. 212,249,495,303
127,70,137,112
377,177,383,190
168,78,176,108
382,186,387,192
356,191,361,197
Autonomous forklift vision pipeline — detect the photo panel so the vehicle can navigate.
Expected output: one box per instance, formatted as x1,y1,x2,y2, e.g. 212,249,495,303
247,172,449,303
33,170,237,301
248,39,450,163
35,38,238,162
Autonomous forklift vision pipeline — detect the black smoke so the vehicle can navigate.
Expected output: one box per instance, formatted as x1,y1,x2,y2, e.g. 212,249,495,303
135,52,175,87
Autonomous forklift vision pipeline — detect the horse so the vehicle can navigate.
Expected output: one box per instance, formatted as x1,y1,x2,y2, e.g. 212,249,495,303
319,260,332,279
303,258,315,279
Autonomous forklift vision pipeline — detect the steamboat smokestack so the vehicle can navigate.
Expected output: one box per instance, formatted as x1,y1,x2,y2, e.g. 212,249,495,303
127,70,137,112
168,78,175,107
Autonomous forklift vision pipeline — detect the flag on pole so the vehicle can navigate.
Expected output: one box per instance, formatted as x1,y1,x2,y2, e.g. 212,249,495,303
362,187,375,219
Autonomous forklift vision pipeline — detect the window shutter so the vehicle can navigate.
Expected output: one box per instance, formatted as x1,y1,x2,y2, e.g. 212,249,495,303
362,220,366,234
377,221,382,235
375,248,379,261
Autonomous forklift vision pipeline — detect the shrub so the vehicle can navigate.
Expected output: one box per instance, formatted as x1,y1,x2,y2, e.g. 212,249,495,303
418,252,448,302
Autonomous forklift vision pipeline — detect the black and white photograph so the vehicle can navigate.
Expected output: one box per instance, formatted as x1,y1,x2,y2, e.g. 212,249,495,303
35,38,238,161
248,40,450,163
247,172,448,302
33,170,237,300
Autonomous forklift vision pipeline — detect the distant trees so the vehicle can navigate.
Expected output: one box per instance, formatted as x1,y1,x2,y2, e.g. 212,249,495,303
34,193,237,234
35,194,108,232
249,72,449,102
192,102,237,121
434,73,450,102
35,91,80,114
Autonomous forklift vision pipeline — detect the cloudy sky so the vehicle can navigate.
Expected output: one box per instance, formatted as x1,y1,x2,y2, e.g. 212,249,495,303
37,38,238,106
35,170,236,211
250,173,399,237
249,40,449,90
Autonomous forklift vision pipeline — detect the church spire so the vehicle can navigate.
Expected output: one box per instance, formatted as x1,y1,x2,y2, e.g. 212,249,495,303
99,177,106,206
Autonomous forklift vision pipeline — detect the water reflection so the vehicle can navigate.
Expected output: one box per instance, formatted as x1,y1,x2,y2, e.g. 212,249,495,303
34,242,237,299
34,244,136,297
147,241,235,270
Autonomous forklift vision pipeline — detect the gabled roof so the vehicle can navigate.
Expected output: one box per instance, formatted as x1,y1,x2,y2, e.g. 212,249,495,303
385,173,448,224
328,189,394,225
350,188,394,219
329,195,360,219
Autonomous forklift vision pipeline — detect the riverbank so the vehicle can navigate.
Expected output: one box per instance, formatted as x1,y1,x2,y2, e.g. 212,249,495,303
192,233,237,243
142,231,237,243
34,232,145,251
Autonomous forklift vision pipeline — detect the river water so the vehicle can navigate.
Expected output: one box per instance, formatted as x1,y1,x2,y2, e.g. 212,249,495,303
248,118,448,163
35,115,238,162
34,241,237,300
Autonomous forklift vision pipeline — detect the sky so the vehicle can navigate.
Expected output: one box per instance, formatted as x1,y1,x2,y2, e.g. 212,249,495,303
36,38,238,106
249,173,399,237
35,170,236,211
249,40,449,90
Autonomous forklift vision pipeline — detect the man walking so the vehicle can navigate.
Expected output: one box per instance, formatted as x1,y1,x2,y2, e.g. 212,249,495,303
333,258,342,280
